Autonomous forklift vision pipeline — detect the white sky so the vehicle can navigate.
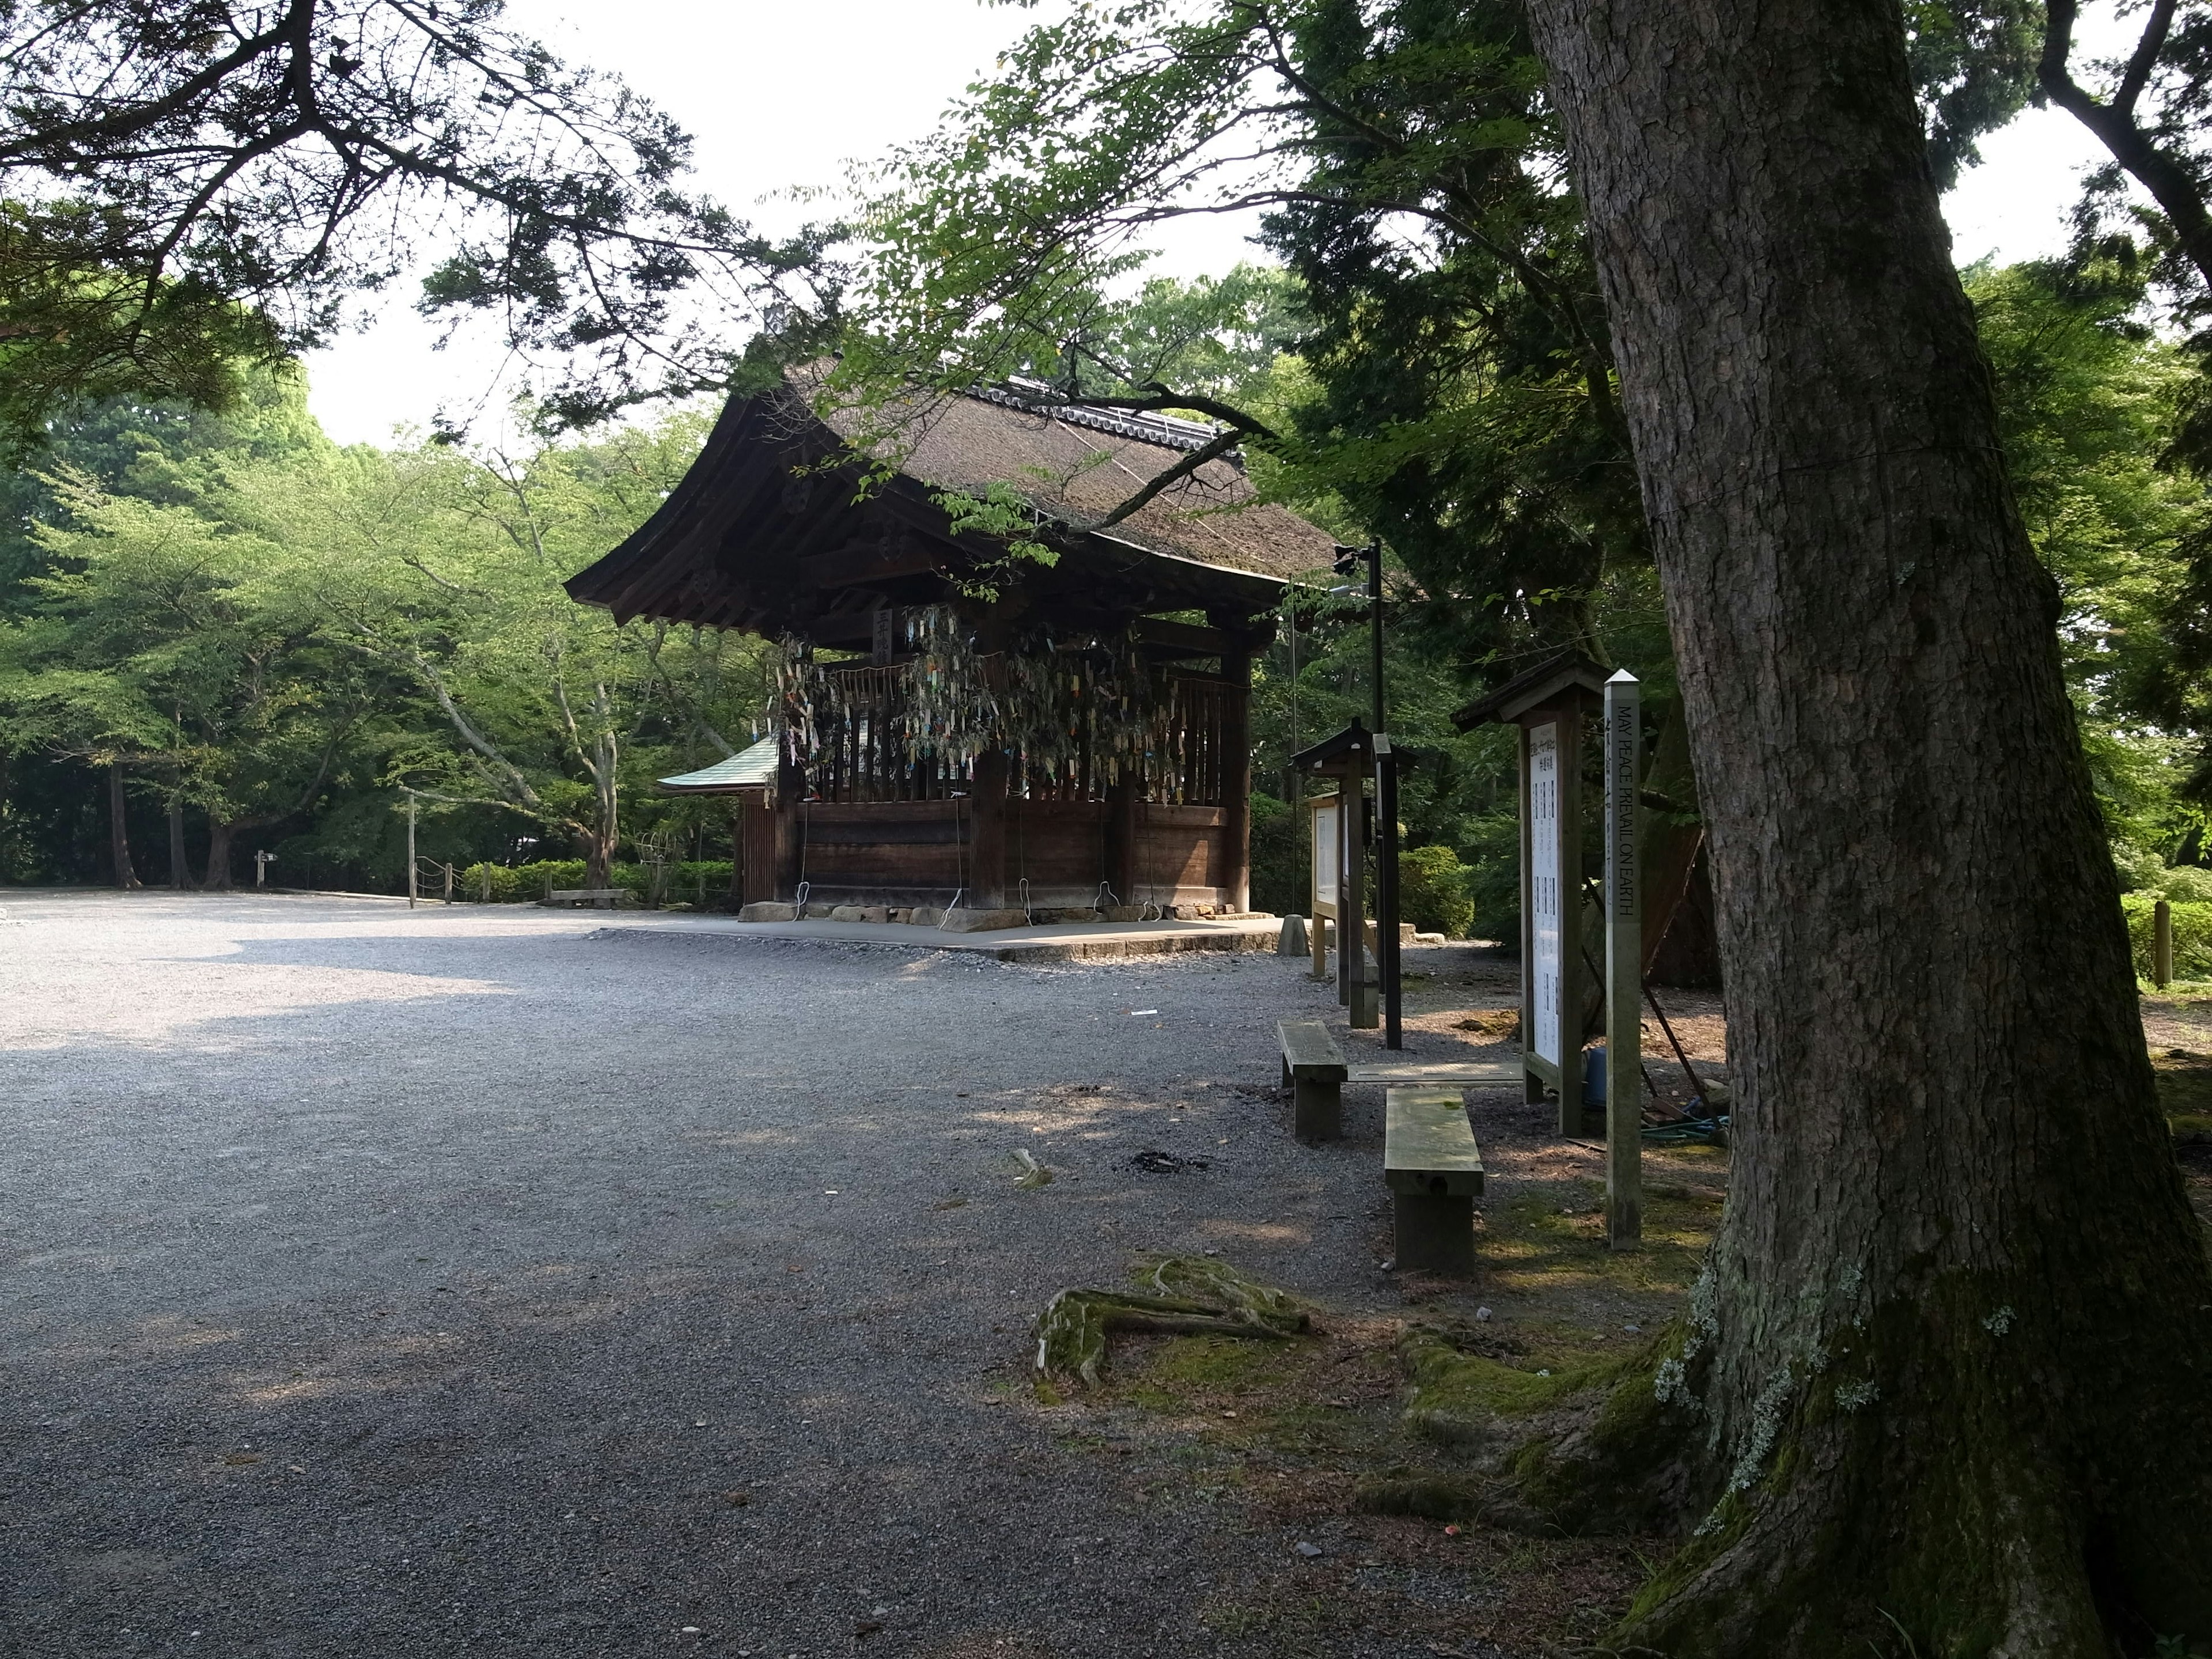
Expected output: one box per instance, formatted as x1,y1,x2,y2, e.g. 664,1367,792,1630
301,0,2135,448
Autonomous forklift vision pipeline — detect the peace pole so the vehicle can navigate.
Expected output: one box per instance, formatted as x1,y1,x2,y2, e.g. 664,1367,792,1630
1604,669,1642,1247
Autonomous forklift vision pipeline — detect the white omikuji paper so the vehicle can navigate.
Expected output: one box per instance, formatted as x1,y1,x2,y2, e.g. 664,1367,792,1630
1529,722,1562,1066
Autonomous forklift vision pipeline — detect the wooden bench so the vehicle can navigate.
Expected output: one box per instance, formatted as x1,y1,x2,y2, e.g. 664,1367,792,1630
1278,1017,1349,1143
1385,1088,1485,1275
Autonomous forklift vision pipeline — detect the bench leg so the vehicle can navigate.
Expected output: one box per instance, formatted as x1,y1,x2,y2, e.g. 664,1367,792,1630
1281,1054,1292,1090
1293,1078,1342,1143
1393,1190,1476,1275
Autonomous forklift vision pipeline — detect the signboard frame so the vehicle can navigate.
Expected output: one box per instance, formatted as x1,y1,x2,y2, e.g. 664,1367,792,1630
1307,791,1339,981
1518,698,1588,1133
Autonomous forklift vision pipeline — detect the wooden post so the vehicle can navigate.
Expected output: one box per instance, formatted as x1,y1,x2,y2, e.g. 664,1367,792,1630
968,747,1010,907
774,756,803,902
1219,645,1252,913
406,791,418,910
2156,897,2174,989
1105,776,1138,908
1604,671,1643,1248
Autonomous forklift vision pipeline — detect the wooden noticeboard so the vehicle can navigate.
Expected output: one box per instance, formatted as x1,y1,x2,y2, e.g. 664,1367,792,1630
1452,652,1608,1135
1308,792,1339,980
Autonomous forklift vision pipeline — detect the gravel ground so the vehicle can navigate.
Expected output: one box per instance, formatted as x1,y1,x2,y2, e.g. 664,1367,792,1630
2,891,1514,1659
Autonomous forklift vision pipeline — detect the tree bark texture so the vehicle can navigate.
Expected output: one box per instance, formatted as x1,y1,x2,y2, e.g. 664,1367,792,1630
203,816,233,890
108,765,142,891
166,798,190,890
1520,1,2212,1650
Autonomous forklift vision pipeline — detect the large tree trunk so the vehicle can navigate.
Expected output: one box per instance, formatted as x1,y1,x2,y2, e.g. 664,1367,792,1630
202,816,234,891
1519,0,2212,1650
108,764,142,891
166,797,190,890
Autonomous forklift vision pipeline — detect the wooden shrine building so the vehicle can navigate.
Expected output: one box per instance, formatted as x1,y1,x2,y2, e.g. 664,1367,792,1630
565,375,1337,916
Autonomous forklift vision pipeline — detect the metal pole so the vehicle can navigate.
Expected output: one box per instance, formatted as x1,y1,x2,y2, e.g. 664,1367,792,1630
1377,740,1402,1049
1604,671,1643,1247
407,791,418,910
1363,541,1400,1044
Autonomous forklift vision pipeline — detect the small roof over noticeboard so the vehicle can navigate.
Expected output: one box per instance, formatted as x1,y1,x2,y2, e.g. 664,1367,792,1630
1290,718,1375,772
1451,651,1611,730
658,735,778,794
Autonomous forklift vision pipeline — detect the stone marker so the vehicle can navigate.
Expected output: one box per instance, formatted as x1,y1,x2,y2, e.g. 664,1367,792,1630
1278,914,1310,956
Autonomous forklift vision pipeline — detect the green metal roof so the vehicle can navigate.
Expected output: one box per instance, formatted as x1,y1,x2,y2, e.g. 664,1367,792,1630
657,735,778,793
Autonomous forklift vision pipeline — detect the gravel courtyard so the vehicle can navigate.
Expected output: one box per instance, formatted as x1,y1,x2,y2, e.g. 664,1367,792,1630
2,891,1553,1658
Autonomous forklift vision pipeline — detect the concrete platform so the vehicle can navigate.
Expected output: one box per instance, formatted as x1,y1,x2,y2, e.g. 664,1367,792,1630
589,913,1282,964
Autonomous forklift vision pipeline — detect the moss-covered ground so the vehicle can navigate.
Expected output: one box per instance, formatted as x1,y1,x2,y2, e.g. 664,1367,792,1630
1003,972,2210,1655
1016,1091,1733,1653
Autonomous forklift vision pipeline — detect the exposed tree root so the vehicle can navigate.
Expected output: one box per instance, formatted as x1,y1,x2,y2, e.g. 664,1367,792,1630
1494,1309,2212,1658
1033,1256,1309,1388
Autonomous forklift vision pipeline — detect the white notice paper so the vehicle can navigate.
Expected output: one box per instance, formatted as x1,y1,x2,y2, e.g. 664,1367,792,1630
1529,724,1562,1065
1312,801,1339,909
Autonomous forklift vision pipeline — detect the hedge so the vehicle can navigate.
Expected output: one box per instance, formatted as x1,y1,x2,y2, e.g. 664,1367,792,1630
453,859,733,904
2122,892,2212,980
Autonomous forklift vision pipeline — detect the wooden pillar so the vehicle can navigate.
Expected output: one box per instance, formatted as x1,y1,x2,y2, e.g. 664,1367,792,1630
1603,671,1642,1246
1105,777,1138,908
774,757,804,903
741,796,777,904
968,748,1010,908
1218,646,1252,913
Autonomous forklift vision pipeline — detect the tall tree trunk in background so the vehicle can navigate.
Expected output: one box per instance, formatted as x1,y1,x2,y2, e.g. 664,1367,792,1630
202,816,233,891
108,765,142,891
167,798,189,889
1520,0,2212,1650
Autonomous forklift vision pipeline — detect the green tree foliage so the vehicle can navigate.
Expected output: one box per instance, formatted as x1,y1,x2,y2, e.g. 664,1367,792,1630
0,0,839,443
0,363,770,891
280,416,770,886
1965,257,2212,863
0,464,388,886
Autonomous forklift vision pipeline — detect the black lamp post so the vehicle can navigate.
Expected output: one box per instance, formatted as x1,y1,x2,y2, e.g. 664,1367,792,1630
1334,540,1402,1049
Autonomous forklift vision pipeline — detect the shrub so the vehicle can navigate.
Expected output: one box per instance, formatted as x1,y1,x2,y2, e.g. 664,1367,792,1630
1248,793,1305,915
1461,812,1521,942
2122,893,2212,979
1400,844,1475,939
2160,865,2212,904
2114,843,2167,892
452,858,733,904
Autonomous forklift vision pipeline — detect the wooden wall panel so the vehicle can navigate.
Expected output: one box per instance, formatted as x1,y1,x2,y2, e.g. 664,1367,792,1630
1134,804,1227,904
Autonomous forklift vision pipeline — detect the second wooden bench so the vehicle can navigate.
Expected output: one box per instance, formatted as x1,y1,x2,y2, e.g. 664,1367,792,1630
1385,1087,1484,1275
1278,1017,1348,1143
